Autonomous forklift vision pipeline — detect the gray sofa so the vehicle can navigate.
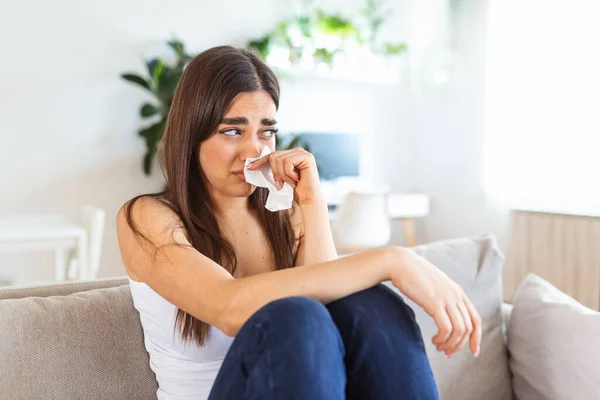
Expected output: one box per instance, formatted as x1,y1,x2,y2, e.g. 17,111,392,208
0,235,515,399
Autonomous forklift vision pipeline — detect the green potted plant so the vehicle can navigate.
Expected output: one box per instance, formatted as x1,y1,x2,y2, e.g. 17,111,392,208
120,39,194,175
246,0,407,70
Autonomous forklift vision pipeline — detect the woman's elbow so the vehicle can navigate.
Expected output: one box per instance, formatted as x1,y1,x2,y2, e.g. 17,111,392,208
219,318,240,337
217,301,244,337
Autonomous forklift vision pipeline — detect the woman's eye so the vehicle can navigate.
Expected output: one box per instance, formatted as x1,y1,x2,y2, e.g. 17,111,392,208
221,129,240,137
262,129,278,138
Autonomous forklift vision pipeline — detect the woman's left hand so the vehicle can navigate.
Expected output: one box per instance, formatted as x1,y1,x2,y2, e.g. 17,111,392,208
246,147,322,205
389,247,482,358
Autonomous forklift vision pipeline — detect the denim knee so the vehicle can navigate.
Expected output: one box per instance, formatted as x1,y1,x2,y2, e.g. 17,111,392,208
331,283,415,314
244,296,342,346
327,284,421,339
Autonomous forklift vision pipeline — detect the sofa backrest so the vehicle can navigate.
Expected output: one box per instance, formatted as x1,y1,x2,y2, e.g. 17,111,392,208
0,276,129,300
0,277,158,400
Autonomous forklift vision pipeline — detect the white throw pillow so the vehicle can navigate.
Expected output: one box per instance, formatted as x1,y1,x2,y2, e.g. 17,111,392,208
384,235,513,400
509,273,600,400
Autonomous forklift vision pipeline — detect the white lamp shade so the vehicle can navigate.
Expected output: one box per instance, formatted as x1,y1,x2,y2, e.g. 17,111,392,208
331,188,391,253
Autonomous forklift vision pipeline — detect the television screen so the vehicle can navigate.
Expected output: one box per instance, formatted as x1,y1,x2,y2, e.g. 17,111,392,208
295,133,360,181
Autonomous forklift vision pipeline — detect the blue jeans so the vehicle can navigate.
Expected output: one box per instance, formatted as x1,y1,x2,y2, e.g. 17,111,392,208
208,284,440,400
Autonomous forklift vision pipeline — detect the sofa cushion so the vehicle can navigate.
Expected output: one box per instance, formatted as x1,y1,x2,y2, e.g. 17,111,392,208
508,273,600,400
0,284,158,400
383,235,513,400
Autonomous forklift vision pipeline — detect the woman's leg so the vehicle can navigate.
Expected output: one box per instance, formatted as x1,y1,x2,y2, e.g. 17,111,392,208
326,283,440,400
208,296,346,400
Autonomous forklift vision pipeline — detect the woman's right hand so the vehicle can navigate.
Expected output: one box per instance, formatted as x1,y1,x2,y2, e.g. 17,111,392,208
245,147,323,206
388,246,482,358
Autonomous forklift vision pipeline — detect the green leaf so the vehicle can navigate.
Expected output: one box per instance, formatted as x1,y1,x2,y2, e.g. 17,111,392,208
296,15,313,38
138,120,163,139
312,48,335,68
146,58,160,81
248,36,271,60
315,10,358,38
152,59,165,88
168,39,190,67
273,20,290,37
143,147,157,175
168,40,185,59
140,103,159,117
361,0,388,44
156,67,183,107
272,20,293,47
138,120,165,175
382,42,407,55
121,74,151,91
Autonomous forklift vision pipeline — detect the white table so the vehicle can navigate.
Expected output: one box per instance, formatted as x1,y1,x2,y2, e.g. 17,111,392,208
0,214,89,282
385,193,430,247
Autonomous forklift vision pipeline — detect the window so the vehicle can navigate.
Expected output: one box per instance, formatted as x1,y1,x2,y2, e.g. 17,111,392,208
484,0,600,216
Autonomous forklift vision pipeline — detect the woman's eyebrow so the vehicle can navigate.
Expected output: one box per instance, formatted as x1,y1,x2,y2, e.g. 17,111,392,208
220,117,277,125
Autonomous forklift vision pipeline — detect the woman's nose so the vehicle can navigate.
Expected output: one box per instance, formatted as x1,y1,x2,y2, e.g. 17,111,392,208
239,137,263,161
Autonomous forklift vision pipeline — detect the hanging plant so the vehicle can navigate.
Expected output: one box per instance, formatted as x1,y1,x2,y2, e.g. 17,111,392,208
246,0,407,71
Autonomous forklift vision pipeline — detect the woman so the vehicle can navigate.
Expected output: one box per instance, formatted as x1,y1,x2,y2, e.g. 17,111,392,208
116,46,481,400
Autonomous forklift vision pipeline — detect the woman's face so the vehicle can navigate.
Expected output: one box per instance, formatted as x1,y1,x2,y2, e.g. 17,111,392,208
199,90,277,199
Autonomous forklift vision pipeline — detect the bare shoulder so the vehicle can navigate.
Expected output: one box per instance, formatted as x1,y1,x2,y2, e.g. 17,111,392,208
117,196,180,228
116,196,189,280
115,196,236,334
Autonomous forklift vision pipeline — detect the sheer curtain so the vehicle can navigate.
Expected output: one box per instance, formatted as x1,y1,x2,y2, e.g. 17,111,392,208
483,0,600,217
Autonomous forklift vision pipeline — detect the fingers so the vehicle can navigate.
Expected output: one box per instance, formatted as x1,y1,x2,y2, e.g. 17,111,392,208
446,302,472,356
268,156,284,189
267,155,293,189
284,159,300,182
431,307,453,348
274,158,299,188
246,154,270,169
249,148,307,190
464,298,482,356
437,303,465,356
433,295,481,358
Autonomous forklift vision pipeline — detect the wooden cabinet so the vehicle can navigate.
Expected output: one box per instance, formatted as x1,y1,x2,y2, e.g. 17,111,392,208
504,211,600,310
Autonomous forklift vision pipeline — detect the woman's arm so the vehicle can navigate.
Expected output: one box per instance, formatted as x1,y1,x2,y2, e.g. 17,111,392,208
117,197,396,338
246,148,338,266
223,246,396,335
294,197,338,266
118,197,481,356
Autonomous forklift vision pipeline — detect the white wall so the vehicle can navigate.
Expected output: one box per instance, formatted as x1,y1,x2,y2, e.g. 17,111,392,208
0,0,508,285
0,0,287,284
407,0,511,249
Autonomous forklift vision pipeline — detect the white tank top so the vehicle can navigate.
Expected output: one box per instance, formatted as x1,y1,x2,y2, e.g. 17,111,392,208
128,277,234,400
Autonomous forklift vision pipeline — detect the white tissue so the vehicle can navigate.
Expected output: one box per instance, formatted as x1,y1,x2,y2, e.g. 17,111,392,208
244,146,294,212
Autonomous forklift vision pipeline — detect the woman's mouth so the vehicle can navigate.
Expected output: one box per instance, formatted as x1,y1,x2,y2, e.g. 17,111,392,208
232,172,246,180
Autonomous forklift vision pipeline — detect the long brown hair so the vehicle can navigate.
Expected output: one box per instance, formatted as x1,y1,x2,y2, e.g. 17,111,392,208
124,46,298,346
